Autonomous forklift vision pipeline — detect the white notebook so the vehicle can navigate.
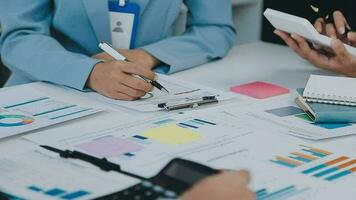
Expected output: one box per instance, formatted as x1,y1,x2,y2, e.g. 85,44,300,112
303,75,356,106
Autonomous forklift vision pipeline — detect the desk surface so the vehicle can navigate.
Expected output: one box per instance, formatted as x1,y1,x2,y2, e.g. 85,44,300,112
2,42,356,199
173,42,335,91
0,42,350,146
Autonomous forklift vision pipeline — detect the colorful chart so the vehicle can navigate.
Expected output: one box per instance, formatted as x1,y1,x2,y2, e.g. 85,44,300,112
270,145,332,168
28,185,90,200
265,106,304,117
76,136,143,158
270,145,356,181
302,156,356,181
141,124,202,145
0,114,35,127
256,185,309,200
178,118,217,129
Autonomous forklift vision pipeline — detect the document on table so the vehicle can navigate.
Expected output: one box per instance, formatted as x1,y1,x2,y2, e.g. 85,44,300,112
24,106,356,200
78,74,235,112
0,146,139,200
226,96,356,140
0,85,102,139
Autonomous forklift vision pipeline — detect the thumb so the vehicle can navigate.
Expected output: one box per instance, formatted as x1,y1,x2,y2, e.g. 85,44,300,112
222,170,251,186
331,39,350,61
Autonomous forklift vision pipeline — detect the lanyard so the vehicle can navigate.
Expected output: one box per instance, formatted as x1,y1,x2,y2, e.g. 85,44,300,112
119,0,126,6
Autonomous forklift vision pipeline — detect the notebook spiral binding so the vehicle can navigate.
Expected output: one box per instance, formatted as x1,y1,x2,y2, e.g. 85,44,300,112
304,92,356,106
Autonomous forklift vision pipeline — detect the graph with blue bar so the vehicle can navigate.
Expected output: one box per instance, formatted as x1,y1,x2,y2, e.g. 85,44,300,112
270,145,356,182
27,185,91,200
256,185,309,200
270,145,332,168
301,156,356,181
178,118,217,129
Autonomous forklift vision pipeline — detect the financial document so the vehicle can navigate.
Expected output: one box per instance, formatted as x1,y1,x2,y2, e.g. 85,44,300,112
0,146,139,200
225,96,356,140
24,105,356,200
79,74,235,112
0,85,102,139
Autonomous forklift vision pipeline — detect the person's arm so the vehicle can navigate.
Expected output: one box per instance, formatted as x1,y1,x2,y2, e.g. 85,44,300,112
140,0,236,74
0,0,155,101
0,0,101,90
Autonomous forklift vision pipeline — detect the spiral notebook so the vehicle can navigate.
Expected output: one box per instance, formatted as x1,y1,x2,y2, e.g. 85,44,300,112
303,75,356,106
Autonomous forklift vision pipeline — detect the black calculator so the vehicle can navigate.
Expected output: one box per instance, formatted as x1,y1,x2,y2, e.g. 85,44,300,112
94,158,218,200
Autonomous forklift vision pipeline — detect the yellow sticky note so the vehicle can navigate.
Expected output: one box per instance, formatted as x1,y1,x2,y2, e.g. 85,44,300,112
141,124,201,145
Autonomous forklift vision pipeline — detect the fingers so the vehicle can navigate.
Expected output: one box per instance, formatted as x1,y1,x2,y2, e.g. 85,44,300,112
107,91,138,101
121,61,157,81
325,23,337,38
314,18,325,33
333,11,348,35
121,74,153,93
274,30,303,56
331,39,351,62
115,83,146,99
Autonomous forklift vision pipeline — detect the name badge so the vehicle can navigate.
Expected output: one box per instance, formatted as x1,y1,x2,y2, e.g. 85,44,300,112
108,0,140,49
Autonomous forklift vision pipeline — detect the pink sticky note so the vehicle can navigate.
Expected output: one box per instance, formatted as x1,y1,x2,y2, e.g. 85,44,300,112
230,81,290,99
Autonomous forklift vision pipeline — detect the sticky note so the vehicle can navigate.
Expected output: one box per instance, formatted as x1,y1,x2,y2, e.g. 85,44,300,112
76,137,143,157
141,124,201,145
230,82,290,99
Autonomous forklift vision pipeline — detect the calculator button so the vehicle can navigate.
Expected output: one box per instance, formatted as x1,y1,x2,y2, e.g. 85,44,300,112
134,195,142,200
164,190,178,198
122,190,130,196
153,185,164,193
141,181,153,188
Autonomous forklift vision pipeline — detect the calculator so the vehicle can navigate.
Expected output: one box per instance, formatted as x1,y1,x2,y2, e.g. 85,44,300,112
94,158,218,200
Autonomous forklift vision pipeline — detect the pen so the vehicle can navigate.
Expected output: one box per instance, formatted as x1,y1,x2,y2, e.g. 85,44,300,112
98,42,169,94
40,145,145,180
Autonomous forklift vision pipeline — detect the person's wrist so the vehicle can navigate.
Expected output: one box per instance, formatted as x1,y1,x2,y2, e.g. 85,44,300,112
86,62,104,89
138,49,160,69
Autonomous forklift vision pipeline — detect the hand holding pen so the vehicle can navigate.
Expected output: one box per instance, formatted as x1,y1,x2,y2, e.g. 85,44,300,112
98,42,169,94
86,43,169,101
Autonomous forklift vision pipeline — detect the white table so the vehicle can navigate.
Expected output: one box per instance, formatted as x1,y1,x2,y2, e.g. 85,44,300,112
1,42,354,160
0,43,356,159
2,42,356,200
173,42,335,90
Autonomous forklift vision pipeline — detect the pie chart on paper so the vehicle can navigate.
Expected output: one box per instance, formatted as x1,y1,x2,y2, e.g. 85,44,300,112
0,114,35,127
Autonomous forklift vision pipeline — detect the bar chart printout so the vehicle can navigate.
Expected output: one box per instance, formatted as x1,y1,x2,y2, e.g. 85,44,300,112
270,145,332,168
256,185,309,200
27,185,90,200
270,145,356,181
302,156,356,182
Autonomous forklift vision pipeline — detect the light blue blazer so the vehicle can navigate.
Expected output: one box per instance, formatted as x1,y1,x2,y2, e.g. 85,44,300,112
0,0,236,90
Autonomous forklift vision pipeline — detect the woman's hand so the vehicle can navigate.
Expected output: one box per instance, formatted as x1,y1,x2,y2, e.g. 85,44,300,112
314,11,354,45
86,60,156,100
92,49,160,70
181,170,255,200
275,30,356,77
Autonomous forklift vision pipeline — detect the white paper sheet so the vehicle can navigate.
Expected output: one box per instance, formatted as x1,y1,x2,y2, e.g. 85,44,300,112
0,86,102,139
0,147,139,200
80,74,235,112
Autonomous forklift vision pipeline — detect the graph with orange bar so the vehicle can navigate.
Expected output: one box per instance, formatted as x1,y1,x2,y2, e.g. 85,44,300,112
270,145,332,168
270,145,356,181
